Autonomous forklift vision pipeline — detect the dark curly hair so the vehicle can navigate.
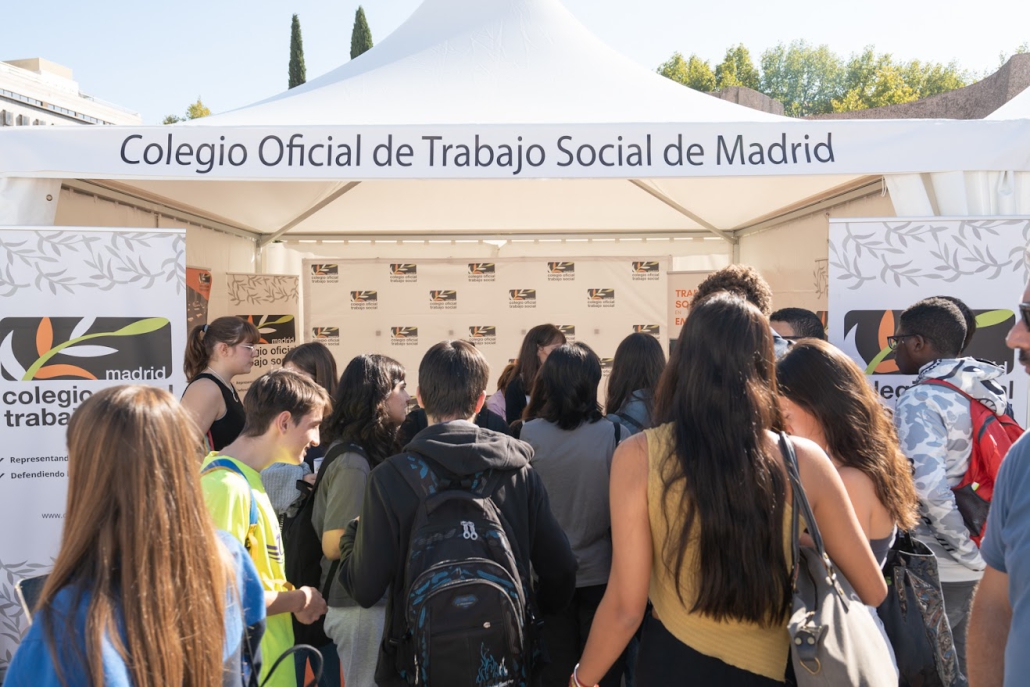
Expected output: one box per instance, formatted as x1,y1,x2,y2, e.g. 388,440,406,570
323,354,406,466
899,297,966,358
692,265,773,316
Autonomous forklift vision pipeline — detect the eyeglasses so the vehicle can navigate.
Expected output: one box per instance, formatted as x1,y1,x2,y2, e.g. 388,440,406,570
237,344,256,351
886,335,913,350
1020,303,1030,330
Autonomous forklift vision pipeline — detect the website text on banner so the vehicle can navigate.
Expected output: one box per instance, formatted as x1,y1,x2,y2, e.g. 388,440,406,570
0,227,187,679
827,218,1030,423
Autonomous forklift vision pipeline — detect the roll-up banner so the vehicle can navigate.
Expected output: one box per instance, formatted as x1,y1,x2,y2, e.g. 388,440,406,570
828,218,1030,422
303,257,669,400
667,271,711,353
210,273,299,397
0,227,186,676
186,266,213,332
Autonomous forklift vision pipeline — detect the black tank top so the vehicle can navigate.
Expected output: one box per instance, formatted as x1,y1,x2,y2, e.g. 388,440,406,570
189,372,246,451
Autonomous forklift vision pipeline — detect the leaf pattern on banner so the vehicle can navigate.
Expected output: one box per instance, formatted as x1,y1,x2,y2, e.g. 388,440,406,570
0,231,185,296
0,333,26,380
35,318,53,357
21,317,169,381
227,275,299,306
830,219,1030,289
0,557,52,677
33,364,97,380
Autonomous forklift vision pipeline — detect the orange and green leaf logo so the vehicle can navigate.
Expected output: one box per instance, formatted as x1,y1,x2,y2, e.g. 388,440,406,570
843,309,1015,375
237,315,296,344
0,317,171,381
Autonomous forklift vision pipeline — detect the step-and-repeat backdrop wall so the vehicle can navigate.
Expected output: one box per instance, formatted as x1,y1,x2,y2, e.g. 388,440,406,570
303,257,669,396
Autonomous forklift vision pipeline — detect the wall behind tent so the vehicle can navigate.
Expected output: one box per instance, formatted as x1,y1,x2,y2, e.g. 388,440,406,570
738,190,896,313
828,217,1030,423
302,257,669,402
0,226,186,679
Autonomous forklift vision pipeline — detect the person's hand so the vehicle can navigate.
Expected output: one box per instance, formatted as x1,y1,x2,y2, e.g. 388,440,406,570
293,586,328,625
302,473,317,486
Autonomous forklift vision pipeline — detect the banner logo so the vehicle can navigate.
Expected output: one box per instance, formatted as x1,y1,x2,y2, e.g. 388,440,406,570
843,309,1015,377
509,289,537,309
467,263,496,282
547,261,576,282
391,326,419,346
0,316,171,382
350,290,379,311
558,324,576,342
600,357,615,377
389,263,418,283
310,263,339,284
311,327,340,344
469,326,497,345
429,290,459,310
587,288,616,308
631,261,661,281
238,315,296,344
634,324,661,337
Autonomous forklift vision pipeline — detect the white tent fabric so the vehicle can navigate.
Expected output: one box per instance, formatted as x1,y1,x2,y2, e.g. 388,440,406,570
2,0,1029,239
887,84,1030,217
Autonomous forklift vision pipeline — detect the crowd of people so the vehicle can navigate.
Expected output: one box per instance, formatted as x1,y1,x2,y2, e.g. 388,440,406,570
5,263,1030,687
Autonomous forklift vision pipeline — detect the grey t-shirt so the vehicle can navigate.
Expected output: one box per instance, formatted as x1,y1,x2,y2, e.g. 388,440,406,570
312,447,385,607
980,431,1030,687
521,417,618,587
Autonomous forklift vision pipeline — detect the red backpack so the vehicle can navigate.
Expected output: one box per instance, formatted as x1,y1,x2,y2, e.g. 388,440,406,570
923,380,1024,546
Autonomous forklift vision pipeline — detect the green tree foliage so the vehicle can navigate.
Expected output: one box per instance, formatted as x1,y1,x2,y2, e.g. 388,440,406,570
162,97,210,124
760,40,844,117
351,6,374,60
289,14,306,89
831,47,968,112
714,44,760,90
657,52,716,92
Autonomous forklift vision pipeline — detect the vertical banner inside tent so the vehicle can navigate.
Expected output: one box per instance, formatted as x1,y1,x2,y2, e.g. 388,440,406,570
303,258,669,402
828,218,1030,422
210,273,299,396
0,227,186,677
186,266,213,333
667,271,711,353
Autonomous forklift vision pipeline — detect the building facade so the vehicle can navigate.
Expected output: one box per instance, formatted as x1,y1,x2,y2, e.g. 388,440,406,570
0,57,141,127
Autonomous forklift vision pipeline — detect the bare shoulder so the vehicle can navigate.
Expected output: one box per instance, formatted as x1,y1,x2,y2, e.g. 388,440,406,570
612,431,650,481
837,465,876,496
182,377,221,402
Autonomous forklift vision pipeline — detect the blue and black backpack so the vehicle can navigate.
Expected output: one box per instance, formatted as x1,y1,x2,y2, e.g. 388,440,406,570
395,453,531,687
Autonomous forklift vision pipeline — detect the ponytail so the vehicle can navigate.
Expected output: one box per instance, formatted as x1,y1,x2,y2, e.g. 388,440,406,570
183,317,260,381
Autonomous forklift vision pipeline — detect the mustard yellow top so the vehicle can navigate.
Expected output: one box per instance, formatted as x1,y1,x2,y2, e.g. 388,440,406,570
644,423,792,682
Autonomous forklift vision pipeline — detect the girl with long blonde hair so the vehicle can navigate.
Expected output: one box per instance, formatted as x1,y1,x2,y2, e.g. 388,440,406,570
5,385,265,687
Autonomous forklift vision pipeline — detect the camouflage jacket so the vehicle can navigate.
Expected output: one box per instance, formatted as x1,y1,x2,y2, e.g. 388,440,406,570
894,357,1008,580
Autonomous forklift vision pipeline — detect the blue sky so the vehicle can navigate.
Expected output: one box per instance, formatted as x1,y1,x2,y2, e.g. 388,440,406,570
2,0,1026,123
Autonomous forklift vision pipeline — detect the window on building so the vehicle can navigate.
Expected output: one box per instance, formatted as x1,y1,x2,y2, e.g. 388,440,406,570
0,110,12,126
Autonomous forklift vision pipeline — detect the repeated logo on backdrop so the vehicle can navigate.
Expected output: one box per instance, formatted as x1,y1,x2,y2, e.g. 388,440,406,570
547,262,576,282
469,326,498,345
0,316,172,382
350,291,379,310
390,326,419,346
312,327,340,343
631,261,661,281
310,264,340,284
237,315,296,344
467,263,496,282
509,289,537,309
587,289,616,308
429,290,459,310
389,264,418,283
558,324,576,342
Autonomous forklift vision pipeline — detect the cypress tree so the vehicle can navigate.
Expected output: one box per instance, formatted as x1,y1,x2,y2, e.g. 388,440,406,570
289,14,306,89
350,7,373,60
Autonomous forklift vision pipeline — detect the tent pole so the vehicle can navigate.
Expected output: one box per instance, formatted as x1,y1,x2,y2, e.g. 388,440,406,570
628,180,736,245
257,181,362,247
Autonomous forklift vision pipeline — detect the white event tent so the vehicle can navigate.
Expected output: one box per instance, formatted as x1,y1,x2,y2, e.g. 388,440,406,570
1,0,1029,271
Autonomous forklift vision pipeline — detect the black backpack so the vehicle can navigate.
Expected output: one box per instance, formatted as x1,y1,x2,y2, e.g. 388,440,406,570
393,452,531,687
283,441,367,648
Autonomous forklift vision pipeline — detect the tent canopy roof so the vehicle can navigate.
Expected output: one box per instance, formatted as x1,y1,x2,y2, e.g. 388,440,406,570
3,0,1029,240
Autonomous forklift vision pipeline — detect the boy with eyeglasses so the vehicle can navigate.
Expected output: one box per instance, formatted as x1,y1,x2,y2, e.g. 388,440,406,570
891,296,1009,680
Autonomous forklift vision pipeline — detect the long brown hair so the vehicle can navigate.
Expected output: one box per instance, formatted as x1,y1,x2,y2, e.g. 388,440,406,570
512,324,565,393
39,386,233,687
283,342,339,435
183,316,260,381
653,293,789,627
605,332,666,416
776,339,919,531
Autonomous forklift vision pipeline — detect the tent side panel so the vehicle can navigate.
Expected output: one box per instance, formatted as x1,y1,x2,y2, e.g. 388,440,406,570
738,192,895,314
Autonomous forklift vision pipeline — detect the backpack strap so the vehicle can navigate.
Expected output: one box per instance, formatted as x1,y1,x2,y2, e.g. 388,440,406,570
202,458,259,552
612,419,623,445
